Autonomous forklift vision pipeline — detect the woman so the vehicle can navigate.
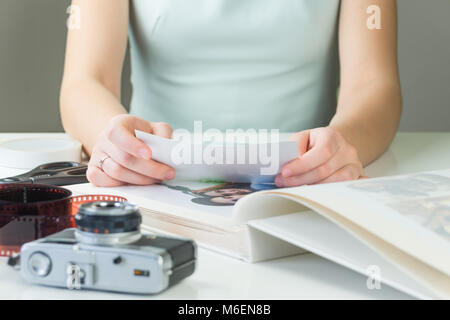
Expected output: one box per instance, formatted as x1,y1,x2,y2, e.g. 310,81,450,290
60,0,401,188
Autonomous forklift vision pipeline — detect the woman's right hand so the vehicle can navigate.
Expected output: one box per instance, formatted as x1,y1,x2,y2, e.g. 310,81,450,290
87,114,176,187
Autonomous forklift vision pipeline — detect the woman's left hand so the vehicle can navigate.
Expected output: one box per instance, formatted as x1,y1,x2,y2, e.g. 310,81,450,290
275,127,365,187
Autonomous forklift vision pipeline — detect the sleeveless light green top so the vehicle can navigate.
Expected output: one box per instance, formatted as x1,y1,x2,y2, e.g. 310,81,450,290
129,0,340,131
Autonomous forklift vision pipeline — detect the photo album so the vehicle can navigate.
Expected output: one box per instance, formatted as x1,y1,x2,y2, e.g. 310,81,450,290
68,131,450,300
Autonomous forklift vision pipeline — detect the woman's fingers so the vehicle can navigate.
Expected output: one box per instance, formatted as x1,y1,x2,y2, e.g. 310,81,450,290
282,128,341,178
276,150,340,187
88,150,162,186
103,140,176,181
276,159,363,187
289,130,310,156
127,115,154,133
86,165,124,187
151,122,173,139
313,163,363,184
106,124,152,160
88,115,176,186
276,127,364,187
106,117,173,162
100,156,162,185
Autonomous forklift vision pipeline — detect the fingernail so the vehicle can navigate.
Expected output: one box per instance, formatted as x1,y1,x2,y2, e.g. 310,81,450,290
139,148,151,160
282,168,292,177
165,170,175,180
275,176,283,187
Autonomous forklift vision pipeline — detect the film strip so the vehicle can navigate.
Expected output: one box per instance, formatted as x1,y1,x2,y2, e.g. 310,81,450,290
0,184,126,257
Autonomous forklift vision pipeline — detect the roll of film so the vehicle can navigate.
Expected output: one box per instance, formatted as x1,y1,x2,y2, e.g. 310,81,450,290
0,184,126,257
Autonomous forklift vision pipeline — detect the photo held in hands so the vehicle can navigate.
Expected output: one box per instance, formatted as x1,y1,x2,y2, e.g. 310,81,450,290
135,121,299,184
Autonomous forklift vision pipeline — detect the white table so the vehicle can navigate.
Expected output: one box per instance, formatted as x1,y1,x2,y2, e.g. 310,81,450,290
0,132,449,300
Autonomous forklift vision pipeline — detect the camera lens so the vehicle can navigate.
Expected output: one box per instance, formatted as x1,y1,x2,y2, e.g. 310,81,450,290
74,201,142,246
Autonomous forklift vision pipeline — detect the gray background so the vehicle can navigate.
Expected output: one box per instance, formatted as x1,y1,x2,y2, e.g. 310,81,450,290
0,0,449,132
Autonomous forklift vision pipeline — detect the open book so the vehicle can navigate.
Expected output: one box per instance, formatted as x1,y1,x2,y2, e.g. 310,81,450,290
68,169,450,299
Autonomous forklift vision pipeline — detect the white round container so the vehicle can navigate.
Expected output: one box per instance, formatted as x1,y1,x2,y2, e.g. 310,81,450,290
0,137,82,169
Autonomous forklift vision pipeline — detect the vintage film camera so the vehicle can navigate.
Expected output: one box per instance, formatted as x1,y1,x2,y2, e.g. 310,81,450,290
19,201,196,294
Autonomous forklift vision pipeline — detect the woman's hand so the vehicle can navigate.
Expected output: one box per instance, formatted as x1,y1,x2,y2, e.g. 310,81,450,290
275,127,364,187
87,114,176,187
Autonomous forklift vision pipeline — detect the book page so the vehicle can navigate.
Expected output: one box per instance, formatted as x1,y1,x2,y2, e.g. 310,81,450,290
68,180,277,229
248,211,435,299
246,170,450,277
235,171,450,298
346,172,450,242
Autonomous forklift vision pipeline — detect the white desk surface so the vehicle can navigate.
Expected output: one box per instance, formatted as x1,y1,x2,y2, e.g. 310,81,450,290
0,132,449,300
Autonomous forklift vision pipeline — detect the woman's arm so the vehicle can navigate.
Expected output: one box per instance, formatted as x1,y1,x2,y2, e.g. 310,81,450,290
276,0,401,187
60,0,129,154
331,0,402,166
60,0,175,186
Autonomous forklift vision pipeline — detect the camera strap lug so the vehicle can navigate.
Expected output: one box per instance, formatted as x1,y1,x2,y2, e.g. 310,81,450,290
7,253,21,270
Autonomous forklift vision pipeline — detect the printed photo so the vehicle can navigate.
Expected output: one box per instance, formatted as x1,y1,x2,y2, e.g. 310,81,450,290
388,196,450,241
165,182,276,206
347,173,450,201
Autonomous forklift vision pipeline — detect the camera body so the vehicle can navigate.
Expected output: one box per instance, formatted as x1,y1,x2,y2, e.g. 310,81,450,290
19,202,196,294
